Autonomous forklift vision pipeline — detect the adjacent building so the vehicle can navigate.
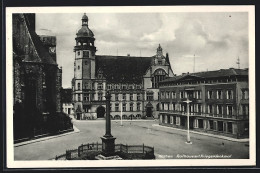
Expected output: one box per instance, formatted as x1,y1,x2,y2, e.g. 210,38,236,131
72,13,174,120
61,88,74,115
158,68,249,138
13,13,71,141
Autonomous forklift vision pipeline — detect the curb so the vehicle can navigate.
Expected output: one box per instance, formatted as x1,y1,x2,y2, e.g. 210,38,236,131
14,125,80,147
152,124,249,143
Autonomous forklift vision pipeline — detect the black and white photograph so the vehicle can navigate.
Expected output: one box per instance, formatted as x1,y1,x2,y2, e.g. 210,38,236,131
5,6,255,167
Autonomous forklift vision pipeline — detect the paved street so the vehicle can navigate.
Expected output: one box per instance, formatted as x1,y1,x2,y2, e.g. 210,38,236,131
14,119,249,160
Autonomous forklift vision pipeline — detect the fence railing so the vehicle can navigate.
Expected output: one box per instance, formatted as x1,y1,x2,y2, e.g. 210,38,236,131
54,142,154,160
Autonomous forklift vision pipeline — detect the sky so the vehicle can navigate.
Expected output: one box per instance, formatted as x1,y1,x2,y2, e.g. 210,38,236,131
36,12,249,88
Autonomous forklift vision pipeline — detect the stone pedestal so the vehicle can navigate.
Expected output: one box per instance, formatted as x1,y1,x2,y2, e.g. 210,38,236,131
101,136,116,157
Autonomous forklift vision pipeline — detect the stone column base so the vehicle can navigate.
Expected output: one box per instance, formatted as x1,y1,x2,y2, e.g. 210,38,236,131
101,136,116,157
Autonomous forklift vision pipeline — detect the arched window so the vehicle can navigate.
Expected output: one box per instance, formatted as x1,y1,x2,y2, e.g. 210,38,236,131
152,69,167,88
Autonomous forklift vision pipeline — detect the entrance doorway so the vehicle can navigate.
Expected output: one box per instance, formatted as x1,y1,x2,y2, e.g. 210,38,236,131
146,102,153,117
97,106,105,118
146,107,153,117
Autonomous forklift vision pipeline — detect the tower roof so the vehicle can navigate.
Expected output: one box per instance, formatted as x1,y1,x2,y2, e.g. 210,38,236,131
82,13,88,21
76,13,94,38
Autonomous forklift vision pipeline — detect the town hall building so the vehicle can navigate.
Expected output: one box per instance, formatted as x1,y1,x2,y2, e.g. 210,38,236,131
72,13,174,120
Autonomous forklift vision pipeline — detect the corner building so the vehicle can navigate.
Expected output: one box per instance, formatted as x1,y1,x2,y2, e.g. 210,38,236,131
72,13,174,120
158,68,249,138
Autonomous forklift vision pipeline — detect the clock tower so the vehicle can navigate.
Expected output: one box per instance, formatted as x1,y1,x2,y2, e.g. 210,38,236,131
73,13,96,120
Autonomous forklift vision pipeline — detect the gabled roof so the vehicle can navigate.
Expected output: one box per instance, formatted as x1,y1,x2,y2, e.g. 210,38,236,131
160,68,248,83
24,14,57,65
95,55,153,83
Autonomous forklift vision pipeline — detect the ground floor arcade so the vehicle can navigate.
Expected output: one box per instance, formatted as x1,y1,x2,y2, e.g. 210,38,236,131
158,113,249,139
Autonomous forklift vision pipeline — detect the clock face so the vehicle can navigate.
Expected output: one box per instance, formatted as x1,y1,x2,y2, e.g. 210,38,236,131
49,47,56,53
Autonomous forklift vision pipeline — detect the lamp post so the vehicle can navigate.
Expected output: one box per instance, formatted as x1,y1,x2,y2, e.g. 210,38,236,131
183,99,192,144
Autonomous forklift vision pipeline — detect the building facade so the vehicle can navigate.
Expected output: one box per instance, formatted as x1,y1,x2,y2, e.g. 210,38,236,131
61,88,74,115
158,68,249,138
13,13,71,141
72,13,174,120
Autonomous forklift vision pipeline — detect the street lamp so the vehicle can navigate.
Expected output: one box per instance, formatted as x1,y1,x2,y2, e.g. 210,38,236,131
183,99,192,144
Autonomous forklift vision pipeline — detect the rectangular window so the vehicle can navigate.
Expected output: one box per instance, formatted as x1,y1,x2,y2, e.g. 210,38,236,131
107,84,112,90
217,90,223,99
164,115,167,123
122,93,126,100
97,83,103,90
242,104,249,116
122,84,127,90
198,104,202,113
115,94,119,101
242,89,249,99
98,93,103,101
128,84,134,90
197,91,201,99
78,83,81,90
147,92,154,101
170,116,173,124
91,93,95,101
207,90,213,99
83,94,87,101
84,83,88,89
217,105,223,115
208,105,213,114
130,93,133,101
137,93,141,101
161,103,164,111
115,103,119,112
115,84,120,90
83,51,89,58
77,51,80,56
137,103,141,111
172,103,176,111
78,94,81,101
176,117,180,125
130,103,133,111
136,85,141,89
123,103,126,111
227,105,233,116
166,92,170,99
180,91,185,98
161,91,164,99
172,92,176,99
226,90,233,99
